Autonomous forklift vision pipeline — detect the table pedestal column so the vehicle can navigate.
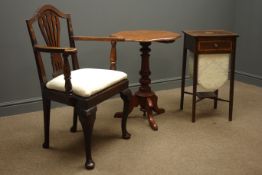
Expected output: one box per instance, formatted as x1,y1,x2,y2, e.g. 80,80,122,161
115,42,165,130
136,42,165,130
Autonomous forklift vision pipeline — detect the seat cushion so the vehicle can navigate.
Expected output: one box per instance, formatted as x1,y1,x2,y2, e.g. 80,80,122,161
46,68,127,97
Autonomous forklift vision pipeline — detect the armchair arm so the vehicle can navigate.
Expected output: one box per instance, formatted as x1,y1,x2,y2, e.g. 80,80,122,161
72,36,124,70
72,36,125,42
34,45,77,54
34,45,75,95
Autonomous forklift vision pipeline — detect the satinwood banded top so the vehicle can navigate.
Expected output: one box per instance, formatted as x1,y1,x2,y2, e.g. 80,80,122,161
183,30,238,37
111,30,181,42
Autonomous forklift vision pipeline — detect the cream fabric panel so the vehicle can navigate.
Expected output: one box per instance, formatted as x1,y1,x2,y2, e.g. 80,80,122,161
188,51,230,91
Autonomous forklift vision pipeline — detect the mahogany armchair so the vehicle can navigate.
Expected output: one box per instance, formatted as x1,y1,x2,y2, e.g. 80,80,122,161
26,4,131,169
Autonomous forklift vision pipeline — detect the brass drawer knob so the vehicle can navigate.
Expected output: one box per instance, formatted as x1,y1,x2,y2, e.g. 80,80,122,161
213,43,219,48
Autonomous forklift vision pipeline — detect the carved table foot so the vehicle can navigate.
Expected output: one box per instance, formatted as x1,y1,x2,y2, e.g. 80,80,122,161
144,94,165,130
115,91,164,131
146,105,158,130
148,95,165,114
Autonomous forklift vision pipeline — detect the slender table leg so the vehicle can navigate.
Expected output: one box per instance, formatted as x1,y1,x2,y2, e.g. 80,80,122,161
114,42,165,130
180,39,187,110
229,39,236,121
214,90,218,109
192,53,199,123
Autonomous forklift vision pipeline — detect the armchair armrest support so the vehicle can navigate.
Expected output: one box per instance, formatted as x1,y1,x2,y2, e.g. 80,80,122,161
62,53,73,95
34,45,75,94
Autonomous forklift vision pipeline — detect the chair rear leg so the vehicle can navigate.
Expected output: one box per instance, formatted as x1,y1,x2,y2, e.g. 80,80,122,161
78,106,97,170
70,107,78,132
42,97,51,148
120,89,132,139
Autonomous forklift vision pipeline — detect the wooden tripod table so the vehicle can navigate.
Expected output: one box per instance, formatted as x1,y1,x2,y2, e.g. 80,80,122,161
111,30,180,130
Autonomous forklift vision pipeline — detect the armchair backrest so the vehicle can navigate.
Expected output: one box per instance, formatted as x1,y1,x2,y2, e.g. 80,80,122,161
26,4,79,85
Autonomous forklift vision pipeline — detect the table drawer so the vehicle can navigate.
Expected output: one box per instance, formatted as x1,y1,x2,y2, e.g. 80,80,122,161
198,40,232,52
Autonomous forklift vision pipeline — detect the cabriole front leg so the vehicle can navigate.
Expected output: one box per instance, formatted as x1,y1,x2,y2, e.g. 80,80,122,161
78,106,97,170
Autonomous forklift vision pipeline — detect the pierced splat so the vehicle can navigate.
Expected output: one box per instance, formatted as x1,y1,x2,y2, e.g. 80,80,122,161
38,10,63,77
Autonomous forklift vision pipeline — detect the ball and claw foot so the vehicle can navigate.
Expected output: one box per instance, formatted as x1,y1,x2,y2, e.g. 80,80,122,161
42,142,49,149
70,126,77,133
122,132,131,140
85,159,95,170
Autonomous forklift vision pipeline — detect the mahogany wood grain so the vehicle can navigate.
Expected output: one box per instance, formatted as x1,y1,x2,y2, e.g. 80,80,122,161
26,4,131,170
112,30,180,42
180,30,238,122
112,30,180,130
183,30,238,37
72,35,124,42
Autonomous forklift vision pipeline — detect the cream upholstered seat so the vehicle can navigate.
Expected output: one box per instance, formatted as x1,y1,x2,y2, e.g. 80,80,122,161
188,51,230,91
46,68,127,97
